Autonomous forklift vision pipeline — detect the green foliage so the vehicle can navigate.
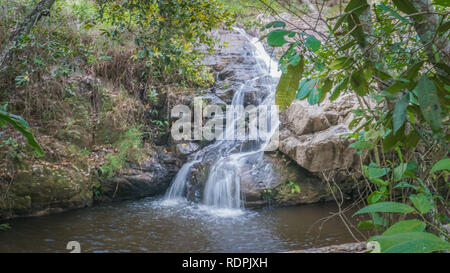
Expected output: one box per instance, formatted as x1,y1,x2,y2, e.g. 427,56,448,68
354,202,415,215
431,158,450,173
0,223,11,231
286,181,301,195
0,109,43,156
96,0,233,86
99,128,144,177
369,230,450,253
264,0,450,253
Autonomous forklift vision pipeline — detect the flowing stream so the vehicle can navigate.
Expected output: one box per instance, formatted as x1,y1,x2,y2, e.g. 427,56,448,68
164,28,280,213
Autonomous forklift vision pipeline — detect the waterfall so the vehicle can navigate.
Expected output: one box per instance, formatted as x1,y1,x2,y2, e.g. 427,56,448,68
164,28,281,211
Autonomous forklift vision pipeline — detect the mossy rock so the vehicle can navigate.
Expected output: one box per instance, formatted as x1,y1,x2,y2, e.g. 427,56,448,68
0,161,93,220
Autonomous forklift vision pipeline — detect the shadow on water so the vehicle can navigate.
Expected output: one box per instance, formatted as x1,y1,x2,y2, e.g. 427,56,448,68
0,197,365,253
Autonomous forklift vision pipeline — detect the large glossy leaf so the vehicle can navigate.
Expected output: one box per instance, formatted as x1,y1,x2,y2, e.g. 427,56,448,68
382,220,426,235
275,58,304,111
354,201,415,215
393,92,409,134
303,34,321,52
430,158,450,173
369,232,450,253
0,110,44,156
415,76,442,133
409,193,432,214
267,29,295,47
307,82,321,105
296,78,318,100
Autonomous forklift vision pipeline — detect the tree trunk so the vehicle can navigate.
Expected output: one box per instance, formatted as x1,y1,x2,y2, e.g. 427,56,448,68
0,0,56,75
410,0,450,77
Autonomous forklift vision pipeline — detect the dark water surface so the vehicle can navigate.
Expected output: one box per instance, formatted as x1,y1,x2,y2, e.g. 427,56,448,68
0,198,363,253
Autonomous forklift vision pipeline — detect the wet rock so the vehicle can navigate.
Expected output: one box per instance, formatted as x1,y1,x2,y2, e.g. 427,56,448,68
187,161,211,202
96,148,180,202
175,142,200,157
240,152,348,208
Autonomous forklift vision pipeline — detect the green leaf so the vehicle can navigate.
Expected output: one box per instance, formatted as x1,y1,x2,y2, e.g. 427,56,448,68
0,110,44,156
369,232,450,253
367,191,384,204
383,220,426,235
433,0,450,7
268,29,295,47
350,140,374,150
385,80,408,94
393,92,409,134
296,78,318,100
430,158,450,173
367,166,389,179
276,58,304,111
415,76,442,133
358,220,376,230
394,181,418,190
295,79,309,99
354,202,415,215
261,21,286,31
329,57,353,70
393,163,408,181
308,82,321,105
409,193,432,214
377,3,410,23
350,69,368,96
319,78,333,103
303,34,321,52
392,0,419,15
330,78,348,101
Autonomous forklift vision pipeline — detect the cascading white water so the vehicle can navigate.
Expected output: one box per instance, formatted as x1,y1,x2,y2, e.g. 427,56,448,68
164,28,281,211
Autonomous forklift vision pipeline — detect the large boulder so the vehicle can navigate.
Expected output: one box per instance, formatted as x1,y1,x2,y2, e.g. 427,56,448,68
278,93,365,183
240,152,338,208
